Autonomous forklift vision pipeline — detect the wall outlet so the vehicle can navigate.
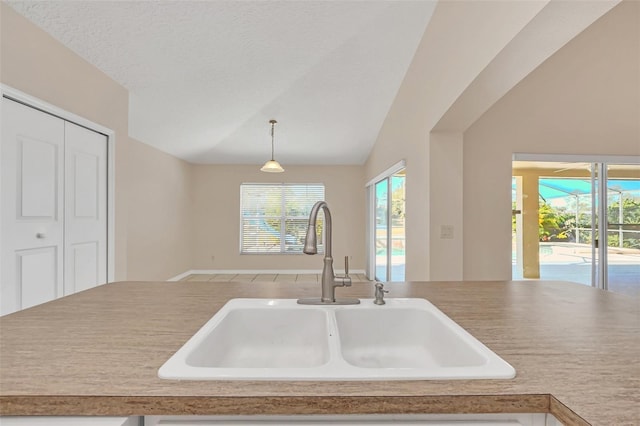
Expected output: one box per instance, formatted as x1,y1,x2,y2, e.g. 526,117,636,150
440,225,454,239
210,255,215,263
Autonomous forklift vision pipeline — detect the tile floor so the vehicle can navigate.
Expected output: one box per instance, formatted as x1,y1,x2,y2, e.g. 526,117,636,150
180,273,371,283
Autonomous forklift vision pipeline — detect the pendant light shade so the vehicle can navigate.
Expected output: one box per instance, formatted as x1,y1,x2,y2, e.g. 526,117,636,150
260,159,284,173
261,119,284,173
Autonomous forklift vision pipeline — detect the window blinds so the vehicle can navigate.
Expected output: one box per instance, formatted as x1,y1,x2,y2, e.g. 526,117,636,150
240,183,325,254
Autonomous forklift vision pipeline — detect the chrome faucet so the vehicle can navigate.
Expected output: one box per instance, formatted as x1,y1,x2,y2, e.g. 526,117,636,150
297,201,359,305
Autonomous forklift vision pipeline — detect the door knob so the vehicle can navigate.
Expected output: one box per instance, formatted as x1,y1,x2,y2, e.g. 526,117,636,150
36,233,46,239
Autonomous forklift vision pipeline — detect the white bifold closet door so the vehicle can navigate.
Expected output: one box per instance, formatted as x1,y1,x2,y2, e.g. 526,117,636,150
1,97,107,316
63,121,107,295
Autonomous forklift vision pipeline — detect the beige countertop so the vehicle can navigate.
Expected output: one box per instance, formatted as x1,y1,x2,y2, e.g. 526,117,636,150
0,280,638,425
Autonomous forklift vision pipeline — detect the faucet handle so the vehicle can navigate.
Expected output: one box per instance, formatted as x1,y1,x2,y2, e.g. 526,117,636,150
342,256,352,287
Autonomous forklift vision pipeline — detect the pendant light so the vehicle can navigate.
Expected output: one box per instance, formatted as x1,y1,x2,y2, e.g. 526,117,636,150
260,119,285,173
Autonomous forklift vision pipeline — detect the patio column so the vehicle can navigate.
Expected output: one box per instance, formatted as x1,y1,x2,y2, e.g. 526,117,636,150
522,175,540,278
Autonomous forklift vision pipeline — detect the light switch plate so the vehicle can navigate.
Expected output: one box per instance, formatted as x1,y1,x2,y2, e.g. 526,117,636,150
440,225,454,239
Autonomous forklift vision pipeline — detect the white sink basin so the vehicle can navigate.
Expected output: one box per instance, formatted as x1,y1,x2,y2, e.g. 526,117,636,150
158,298,515,381
336,308,487,369
186,307,330,369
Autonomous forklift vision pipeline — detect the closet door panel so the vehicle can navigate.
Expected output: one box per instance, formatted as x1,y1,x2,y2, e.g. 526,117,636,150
19,138,59,218
1,98,65,315
17,246,59,309
64,121,108,295
69,242,99,293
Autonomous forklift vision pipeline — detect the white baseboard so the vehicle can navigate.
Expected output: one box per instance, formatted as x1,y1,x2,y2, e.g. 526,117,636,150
168,269,367,282
167,270,194,282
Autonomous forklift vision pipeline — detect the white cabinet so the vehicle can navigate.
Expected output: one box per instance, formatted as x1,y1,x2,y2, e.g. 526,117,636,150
0,416,139,425
145,413,563,425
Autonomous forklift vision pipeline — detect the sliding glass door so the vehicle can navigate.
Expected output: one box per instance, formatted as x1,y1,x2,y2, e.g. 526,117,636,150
512,158,639,297
375,179,389,281
368,164,405,282
605,163,640,296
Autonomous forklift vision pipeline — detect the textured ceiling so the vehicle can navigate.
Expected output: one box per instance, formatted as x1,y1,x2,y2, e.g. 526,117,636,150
7,1,436,165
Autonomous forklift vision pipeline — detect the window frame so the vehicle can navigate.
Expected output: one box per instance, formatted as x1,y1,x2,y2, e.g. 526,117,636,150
239,183,325,255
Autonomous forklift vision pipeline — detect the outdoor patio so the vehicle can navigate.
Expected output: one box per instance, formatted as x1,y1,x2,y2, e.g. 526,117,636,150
513,242,640,298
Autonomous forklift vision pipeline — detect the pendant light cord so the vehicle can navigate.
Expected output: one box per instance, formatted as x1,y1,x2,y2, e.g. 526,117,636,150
269,119,277,161
271,121,275,160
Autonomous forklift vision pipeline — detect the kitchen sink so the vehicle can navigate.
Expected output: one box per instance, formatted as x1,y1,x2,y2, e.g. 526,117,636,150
158,298,515,381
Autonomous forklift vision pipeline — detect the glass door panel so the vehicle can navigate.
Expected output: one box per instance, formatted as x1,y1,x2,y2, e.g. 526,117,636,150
605,164,640,297
512,161,597,286
390,172,406,281
375,180,388,281
372,169,406,282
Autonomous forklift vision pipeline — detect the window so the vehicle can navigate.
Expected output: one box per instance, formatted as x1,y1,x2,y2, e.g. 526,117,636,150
240,183,325,254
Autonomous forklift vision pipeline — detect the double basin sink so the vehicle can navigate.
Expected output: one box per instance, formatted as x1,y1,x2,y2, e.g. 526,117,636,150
159,298,515,381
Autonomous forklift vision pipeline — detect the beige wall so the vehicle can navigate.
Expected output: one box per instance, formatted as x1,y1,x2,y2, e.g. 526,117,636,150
126,139,194,280
1,4,196,281
192,165,365,272
364,1,547,280
462,1,640,280
428,132,464,281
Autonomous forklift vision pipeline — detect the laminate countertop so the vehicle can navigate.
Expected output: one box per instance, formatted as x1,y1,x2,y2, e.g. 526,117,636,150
0,281,638,425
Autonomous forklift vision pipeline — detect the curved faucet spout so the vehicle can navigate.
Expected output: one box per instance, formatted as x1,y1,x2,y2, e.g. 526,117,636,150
303,201,332,257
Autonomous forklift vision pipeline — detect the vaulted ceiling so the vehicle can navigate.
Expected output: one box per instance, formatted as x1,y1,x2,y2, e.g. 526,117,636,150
6,1,436,165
